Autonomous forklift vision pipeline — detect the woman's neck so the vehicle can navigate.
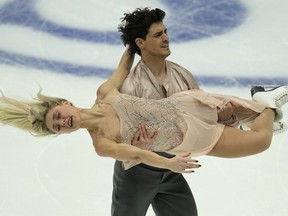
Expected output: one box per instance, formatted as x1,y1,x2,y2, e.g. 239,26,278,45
78,107,105,129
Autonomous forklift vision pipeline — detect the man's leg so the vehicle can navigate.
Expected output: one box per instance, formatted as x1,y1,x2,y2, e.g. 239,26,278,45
151,171,198,216
112,161,163,216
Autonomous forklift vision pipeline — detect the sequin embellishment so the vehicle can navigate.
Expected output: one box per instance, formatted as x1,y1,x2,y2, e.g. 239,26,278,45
111,94,188,151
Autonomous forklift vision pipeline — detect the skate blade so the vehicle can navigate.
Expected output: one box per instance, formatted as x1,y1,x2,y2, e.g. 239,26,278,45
249,84,281,88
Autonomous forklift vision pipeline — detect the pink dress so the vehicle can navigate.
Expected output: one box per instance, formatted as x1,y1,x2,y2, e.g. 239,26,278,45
111,89,266,169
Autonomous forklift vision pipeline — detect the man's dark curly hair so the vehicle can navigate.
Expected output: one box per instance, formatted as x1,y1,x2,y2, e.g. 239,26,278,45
118,7,166,56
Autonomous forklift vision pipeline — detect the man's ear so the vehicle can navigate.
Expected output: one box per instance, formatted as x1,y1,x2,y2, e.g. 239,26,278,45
135,38,144,49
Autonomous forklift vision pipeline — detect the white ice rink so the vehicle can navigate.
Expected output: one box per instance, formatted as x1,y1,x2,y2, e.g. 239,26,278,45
0,0,288,215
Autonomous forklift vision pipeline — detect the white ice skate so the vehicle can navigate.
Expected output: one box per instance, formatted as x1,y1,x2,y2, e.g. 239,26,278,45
273,121,288,134
250,85,288,122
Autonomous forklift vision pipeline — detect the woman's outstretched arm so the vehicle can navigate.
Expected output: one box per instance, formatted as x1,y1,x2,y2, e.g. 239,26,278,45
92,137,200,173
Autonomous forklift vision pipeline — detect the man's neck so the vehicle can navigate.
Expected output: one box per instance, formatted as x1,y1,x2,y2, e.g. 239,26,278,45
142,56,166,77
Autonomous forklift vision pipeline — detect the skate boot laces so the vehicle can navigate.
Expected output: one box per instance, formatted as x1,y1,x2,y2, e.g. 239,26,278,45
274,87,288,108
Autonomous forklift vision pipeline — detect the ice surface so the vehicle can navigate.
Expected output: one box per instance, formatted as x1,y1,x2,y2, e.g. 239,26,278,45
0,0,287,215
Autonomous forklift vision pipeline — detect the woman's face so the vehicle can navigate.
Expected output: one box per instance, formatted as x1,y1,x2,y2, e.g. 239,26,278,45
45,101,81,134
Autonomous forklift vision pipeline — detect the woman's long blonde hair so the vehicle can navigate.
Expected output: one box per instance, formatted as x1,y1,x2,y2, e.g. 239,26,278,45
0,90,66,136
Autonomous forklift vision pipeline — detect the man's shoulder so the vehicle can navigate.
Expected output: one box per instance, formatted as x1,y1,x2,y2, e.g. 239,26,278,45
166,59,188,69
166,60,199,89
120,62,142,94
166,60,191,75
125,61,143,77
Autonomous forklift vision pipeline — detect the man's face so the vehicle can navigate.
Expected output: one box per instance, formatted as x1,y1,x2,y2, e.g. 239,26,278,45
139,22,171,58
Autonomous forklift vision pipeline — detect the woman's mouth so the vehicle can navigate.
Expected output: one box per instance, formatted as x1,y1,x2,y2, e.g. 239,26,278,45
68,117,73,128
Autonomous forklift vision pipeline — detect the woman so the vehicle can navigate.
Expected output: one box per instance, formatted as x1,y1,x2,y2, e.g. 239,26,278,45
1,48,287,173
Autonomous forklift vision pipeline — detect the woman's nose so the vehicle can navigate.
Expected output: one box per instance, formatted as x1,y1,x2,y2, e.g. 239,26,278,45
56,118,65,126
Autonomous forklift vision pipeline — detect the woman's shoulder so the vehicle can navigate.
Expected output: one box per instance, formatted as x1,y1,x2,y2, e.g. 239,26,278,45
97,81,117,97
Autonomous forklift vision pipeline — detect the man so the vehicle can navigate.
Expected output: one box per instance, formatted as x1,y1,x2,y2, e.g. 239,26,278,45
112,7,199,216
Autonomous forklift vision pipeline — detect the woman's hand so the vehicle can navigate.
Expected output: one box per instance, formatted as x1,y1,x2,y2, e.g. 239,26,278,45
167,153,201,173
131,124,159,150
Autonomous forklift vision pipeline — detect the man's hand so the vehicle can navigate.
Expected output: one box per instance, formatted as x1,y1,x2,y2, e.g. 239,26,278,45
167,153,201,173
218,102,234,122
131,124,159,150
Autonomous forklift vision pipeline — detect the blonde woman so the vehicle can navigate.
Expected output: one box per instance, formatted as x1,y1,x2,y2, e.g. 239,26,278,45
1,48,287,173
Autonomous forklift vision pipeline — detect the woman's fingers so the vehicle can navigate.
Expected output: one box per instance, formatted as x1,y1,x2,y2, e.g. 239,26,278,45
170,154,201,173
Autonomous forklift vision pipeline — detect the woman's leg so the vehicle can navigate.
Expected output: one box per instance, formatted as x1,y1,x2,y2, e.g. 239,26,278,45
208,108,275,158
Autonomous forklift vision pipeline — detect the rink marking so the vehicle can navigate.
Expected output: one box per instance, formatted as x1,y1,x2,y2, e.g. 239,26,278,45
0,49,286,87
0,0,246,43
